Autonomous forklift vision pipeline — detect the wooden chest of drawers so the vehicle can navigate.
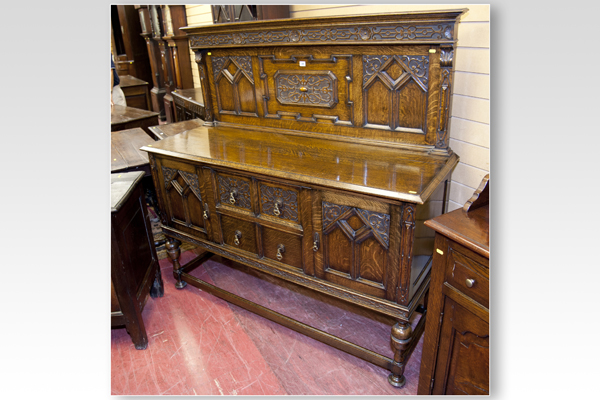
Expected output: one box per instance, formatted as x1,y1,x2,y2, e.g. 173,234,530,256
418,177,489,395
143,9,466,388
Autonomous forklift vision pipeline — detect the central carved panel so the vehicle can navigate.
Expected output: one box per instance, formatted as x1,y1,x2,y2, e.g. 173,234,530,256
274,71,338,108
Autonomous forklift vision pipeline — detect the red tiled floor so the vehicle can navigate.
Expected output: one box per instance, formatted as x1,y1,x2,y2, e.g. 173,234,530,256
111,250,424,395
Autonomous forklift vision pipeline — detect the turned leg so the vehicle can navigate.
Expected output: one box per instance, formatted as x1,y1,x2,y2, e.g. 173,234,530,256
165,237,187,289
149,266,164,298
388,321,413,388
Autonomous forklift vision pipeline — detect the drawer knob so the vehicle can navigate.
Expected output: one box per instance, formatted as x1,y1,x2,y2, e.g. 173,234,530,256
299,87,308,92
276,244,285,261
465,278,475,288
273,201,281,216
234,230,242,246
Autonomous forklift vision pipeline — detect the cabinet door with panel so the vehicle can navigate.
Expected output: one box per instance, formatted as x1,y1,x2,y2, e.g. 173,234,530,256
155,158,213,242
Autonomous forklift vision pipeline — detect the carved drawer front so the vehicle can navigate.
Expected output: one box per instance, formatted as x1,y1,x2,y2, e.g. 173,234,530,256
317,199,392,299
258,48,353,126
444,248,489,308
220,214,258,255
258,181,300,225
160,163,210,239
215,172,253,212
262,226,303,270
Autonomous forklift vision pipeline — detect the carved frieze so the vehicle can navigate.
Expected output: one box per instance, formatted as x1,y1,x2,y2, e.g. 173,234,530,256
260,184,299,221
189,23,454,49
275,71,338,108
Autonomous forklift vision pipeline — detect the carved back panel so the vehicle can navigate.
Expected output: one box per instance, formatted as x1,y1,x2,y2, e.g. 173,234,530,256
183,10,464,151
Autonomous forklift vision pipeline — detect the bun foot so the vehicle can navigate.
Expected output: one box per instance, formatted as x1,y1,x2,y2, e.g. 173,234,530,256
388,373,406,388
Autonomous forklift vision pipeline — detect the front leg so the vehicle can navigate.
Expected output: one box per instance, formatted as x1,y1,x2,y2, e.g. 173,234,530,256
388,321,412,388
165,237,187,289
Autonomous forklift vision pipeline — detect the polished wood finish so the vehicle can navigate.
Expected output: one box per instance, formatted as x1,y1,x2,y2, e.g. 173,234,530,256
145,10,465,388
119,75,152,110
111,105,160,137
111,127,155,175
111,171,164,349
111,5,152,83
172,88,206,122
418,176,489,395
148,119,204,141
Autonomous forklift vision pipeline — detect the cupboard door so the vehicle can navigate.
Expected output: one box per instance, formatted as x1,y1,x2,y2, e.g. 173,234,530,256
432,296,489,395
159,160,212,241
313,191,395,299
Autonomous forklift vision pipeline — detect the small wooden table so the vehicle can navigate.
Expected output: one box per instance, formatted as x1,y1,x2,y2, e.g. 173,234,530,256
119,75,152,111
147,119,204,141
111,127,155,176
172,88,205,122
111,105,160,137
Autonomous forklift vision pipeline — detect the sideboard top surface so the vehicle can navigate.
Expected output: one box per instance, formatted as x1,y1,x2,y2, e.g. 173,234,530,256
142,125,458,204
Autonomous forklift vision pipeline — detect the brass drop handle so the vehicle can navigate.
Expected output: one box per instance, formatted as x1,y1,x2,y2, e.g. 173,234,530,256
229,190,237,205
234,230,242,246
465,278,475,288
203,203,210,220
313,233,320,252
273,201,282,216
276,244,285,261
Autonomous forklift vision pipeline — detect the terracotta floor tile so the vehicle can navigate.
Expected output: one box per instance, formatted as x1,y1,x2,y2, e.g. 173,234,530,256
111,250,423,395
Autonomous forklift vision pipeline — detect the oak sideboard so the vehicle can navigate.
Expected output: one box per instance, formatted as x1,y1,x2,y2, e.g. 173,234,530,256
142,9,466,387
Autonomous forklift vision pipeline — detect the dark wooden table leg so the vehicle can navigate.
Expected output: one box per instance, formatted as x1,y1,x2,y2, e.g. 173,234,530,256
166,237,187,289
388,321,412,388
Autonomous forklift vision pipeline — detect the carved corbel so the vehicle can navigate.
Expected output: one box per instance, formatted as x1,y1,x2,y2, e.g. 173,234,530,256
436,46,454,150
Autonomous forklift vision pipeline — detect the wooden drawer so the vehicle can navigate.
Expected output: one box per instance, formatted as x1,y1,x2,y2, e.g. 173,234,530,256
262,226,303,270
445,247,489,308
220,214,257,255
215,171,253,212
258,180,301,226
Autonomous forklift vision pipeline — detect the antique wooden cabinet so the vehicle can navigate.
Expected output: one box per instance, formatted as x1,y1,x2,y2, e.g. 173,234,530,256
143,10,466,387
111,171,164,349
418,176,489,395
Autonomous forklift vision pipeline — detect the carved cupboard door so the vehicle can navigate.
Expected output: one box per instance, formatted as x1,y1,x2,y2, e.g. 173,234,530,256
313,191,401,301
157,159,213,242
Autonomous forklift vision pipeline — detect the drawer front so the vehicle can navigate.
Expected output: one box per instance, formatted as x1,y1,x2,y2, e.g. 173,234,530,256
220,214,257,255
262,226,303,270
445,247,489,308
216,172,253,212
258,180,301,225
